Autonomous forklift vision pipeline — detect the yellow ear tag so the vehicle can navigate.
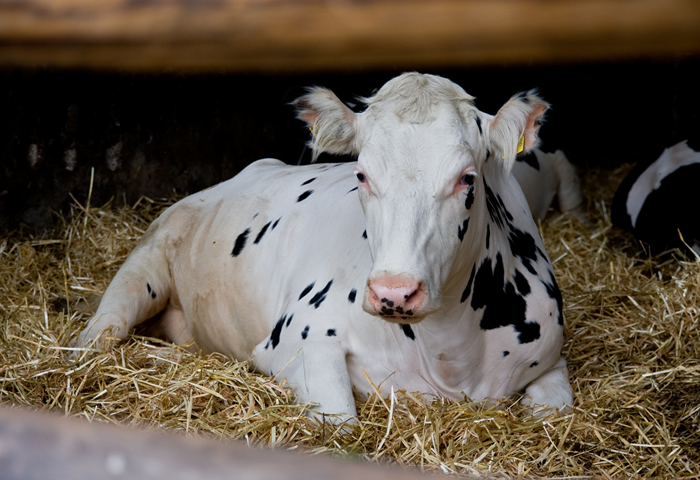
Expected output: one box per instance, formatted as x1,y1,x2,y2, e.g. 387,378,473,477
309,125,317,139
501,135,526,159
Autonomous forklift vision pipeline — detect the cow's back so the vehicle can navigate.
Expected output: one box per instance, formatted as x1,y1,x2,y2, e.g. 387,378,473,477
151,159,368,359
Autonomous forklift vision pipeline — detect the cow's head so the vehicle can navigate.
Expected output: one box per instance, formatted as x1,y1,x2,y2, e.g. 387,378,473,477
295,73,547,322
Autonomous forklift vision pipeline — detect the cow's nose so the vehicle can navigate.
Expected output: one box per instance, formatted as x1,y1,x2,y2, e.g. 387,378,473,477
367,276,425,317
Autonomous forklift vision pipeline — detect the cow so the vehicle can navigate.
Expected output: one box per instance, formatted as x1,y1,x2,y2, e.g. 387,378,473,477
76,73,573,422
512,149,587,223
613,137,700,255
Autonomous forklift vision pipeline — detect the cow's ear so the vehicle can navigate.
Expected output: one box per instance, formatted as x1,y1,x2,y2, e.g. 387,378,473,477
294,87,360,161
487,90,549,172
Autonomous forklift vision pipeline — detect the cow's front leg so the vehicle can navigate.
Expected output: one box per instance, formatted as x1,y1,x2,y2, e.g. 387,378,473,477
521,357,573,416
253,338,357,424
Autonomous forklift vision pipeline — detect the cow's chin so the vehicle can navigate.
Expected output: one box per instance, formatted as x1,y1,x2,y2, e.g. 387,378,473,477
361,302,427,324
377,314,425,325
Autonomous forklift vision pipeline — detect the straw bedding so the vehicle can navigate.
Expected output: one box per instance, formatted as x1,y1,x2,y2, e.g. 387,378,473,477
1,165,699,479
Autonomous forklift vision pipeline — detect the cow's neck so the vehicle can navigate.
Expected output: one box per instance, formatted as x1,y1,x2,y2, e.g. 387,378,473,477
414,169,514,391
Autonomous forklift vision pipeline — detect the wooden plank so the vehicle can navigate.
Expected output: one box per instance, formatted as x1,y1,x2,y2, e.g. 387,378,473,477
0,406,456,480
0,0,698,72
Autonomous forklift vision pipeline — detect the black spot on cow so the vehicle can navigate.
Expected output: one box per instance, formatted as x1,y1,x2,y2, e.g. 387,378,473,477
464,188,475,210
542,270,564,326
147,283,151,293
362,230,367,239
458,218,469,242
348,289,357,303
297,190,313,202
508,226,544,275
253,213,259,219
485,224,490,249
517,151,540,170
347,186,358,194
271,218,281,230
530,361,539,368
231,228,251,257
395,306,404,314
269,314,287,349
383,299,395,307
151,291,156,299
309,280,334,308
497,194,514,221
326,329,336,337
286,314,294,327
301,177,317,186
254,222,271,244
471,253,541,344
503,351,510,357
513,269,531,296
399,324,416,340
299,282,315,300
381,306,395,316
485,148,491,160
460,264,476,303
301,325,310,339
475,115,482,135
484,177,513,229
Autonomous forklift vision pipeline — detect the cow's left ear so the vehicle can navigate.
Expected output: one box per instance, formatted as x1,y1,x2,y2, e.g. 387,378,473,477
487,90,549,172
294,87,360,161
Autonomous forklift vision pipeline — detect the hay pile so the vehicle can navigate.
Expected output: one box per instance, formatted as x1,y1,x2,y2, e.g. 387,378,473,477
1,166,699,479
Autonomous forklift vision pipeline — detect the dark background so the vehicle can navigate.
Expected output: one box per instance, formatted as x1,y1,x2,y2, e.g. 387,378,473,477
1,59,698,232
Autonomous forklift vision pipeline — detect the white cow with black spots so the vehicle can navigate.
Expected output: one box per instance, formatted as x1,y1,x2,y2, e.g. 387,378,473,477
512,149,587,223
77,73,573,421
613,138,700,255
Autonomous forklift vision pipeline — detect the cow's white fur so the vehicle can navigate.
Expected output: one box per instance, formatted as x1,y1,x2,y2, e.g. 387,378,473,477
78,73,573,422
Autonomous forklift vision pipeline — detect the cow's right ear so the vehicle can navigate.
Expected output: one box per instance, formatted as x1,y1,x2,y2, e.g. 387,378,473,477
294,87,360,161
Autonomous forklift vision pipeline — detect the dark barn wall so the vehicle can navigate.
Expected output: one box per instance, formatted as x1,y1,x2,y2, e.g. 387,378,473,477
1,60,698,232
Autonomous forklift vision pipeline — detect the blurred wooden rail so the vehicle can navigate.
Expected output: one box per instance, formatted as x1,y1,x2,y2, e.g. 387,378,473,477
0,0,699,72
0,407,453,480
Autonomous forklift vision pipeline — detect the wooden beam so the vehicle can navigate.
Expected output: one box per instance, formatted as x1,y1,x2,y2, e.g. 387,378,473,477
0,0,699,72
0,406,454,480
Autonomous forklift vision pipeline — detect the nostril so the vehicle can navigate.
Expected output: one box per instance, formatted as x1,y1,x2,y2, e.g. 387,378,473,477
368,277,424,315
404,285,424,309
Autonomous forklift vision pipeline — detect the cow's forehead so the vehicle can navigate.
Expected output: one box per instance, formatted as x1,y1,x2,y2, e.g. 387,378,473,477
358,109,481,177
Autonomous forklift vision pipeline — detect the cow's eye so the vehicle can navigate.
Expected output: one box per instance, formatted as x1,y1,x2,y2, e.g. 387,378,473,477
460,173,476,186
356,172,367,183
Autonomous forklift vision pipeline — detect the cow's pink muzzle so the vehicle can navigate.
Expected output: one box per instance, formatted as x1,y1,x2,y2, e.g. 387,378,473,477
366,275,426,320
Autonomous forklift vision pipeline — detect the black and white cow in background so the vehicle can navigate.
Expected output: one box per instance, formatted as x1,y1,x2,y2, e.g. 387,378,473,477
513,149,586,223
613,136,700,255
77,73,573,421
